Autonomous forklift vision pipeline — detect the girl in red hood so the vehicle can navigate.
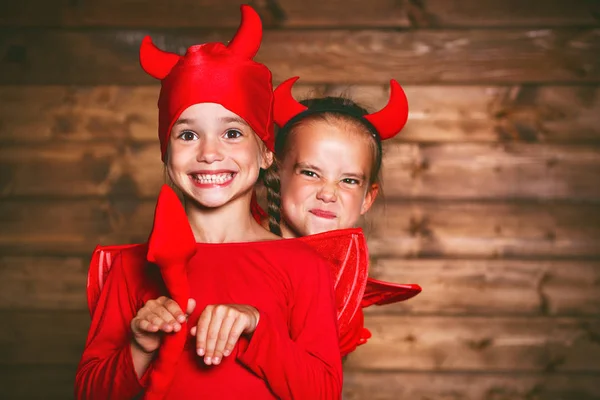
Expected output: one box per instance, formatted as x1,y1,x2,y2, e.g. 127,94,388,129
75,6,342,400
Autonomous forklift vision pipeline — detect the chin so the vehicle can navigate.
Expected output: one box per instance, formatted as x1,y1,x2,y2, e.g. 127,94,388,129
305,221,339,236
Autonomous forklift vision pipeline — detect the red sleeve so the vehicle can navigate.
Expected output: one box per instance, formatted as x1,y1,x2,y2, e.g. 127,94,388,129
75,252,150,400
237,253,343,399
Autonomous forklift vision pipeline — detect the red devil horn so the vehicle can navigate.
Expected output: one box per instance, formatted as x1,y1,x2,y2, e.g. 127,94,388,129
364,80,409,140
139,36,181,80
227,5,263,59
274,77,308,128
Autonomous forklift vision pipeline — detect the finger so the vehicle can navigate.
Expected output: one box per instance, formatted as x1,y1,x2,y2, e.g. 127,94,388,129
187,298,196,316
212,312,237,364
204,306,227,365
151,307,181,332
195,306,213,357
133,317,159,333
223,317,247,358
163,298,186,324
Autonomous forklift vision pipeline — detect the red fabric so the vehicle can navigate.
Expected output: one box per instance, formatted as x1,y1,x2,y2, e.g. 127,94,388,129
144,185,197,399
362,278,422,308
140,5,274,161
76,240,342,399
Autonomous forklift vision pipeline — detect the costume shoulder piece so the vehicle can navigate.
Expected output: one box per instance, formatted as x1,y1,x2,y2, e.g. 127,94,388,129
298,228,368,342
86,243,147,317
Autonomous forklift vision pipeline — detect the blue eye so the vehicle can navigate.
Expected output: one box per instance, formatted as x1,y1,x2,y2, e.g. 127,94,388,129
178,130,197,141
225,129,242,139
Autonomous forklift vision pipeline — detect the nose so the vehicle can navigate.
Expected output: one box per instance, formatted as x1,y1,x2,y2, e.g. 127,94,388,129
316,182,338,203
197,136,223,164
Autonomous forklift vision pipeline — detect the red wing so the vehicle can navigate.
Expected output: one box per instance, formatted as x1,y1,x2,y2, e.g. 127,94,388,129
299,228,369,340
86,243,146,316
362,278,422,308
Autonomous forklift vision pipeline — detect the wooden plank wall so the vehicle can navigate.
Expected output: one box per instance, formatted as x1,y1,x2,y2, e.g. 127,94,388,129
1,0,600,398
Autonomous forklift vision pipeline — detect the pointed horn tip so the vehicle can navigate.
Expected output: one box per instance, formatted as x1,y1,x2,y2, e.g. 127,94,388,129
274,76,307,127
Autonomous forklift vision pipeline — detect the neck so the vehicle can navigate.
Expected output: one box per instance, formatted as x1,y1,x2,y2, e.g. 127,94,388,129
185,192,263,243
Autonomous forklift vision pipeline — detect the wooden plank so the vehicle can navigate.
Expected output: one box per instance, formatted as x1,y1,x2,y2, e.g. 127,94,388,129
2,85,600,144
0,365,77,400
343,371,600,400
1,367,599,400
2,142,600,201
346,316,600,372
1,29,599,85
0,256,87,311
381,143,600,200
2,0,597,28
1,200,598,258
364,201,600,259
0,0,410,28
3,256,599,316
3,311,599,372
413,0,600,28
366,259,600,316
0,199,154,256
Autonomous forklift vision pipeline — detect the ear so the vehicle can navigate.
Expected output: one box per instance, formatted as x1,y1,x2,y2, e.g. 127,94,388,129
360,183,379,215
261,149,274,170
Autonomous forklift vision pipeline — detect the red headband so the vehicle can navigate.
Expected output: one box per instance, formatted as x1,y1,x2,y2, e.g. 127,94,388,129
140,5,275,162
273,76,409,140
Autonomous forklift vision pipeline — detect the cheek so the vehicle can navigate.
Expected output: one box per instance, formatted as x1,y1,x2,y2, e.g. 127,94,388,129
282,176,315,204
339,191,366,219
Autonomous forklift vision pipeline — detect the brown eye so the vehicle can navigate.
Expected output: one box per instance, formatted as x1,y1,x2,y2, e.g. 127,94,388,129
179,131,197,141
224,129,242,139
300,170,318,178
342,178,360,185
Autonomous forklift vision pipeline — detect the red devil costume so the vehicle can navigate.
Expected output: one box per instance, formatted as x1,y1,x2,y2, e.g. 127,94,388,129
76,5,343,399
251,75,421,350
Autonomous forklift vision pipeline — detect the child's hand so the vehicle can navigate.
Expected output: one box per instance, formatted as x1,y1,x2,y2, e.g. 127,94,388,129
191,304,260,365
130,296,196,353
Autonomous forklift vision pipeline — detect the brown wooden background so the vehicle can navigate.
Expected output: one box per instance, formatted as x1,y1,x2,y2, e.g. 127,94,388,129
1,0,600,399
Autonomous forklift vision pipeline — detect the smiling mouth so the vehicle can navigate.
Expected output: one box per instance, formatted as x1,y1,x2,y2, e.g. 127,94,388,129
190,172,235,185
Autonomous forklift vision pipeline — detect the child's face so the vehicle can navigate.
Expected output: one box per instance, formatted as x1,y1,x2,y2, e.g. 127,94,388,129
167,103,272,208
279,119,378,237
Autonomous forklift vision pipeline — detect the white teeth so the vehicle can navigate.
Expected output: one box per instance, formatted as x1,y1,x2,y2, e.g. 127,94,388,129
193,173,233,184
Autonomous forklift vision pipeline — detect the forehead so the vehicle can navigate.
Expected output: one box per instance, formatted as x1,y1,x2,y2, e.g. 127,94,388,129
178,103,248,124
288,119,373,169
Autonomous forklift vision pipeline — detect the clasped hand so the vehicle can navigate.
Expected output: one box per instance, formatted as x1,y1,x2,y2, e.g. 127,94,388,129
131,296,260,365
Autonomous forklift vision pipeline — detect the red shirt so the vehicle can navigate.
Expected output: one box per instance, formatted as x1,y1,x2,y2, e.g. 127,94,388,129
75,239,342,399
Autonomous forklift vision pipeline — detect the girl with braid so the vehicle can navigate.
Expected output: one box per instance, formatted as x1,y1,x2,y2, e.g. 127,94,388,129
255,77,421,357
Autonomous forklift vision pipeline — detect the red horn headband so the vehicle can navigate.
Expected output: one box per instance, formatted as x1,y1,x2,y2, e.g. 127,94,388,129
273,77,409,140
227,4,262,58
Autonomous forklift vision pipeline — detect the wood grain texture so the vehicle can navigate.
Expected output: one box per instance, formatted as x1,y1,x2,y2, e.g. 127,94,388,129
342,371,600,400
2,142,599,200
363,201,600,259
346,315,600,372
1,200,598,258
0,256,88,311
366,259,600,316
1,29,598,84
2,0,597,28
2,85,599,144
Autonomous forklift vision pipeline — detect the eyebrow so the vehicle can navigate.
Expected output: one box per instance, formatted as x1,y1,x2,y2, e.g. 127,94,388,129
342,172,367,180
219,116,250,126
295,162,323,173
173,116,250,127
295,162,366,180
